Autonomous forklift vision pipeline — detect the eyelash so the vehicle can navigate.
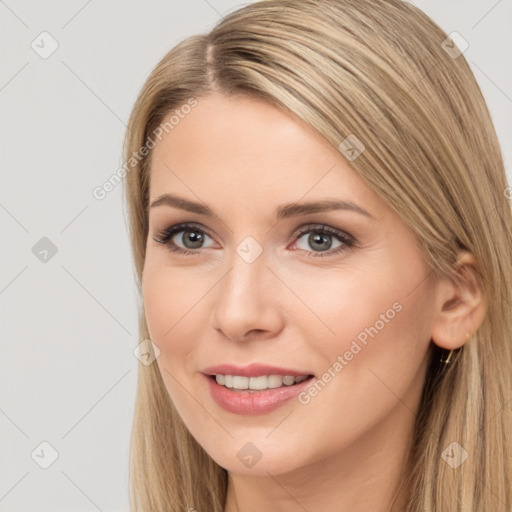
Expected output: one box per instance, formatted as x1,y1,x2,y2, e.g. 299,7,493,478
152,222,356,258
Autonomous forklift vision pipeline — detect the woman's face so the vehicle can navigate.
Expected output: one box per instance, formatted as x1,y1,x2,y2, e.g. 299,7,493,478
143,92,440,476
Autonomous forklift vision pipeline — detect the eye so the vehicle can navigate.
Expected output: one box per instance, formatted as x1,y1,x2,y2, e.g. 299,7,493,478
153,222,355,258
291,224,354,258
153,222,215,256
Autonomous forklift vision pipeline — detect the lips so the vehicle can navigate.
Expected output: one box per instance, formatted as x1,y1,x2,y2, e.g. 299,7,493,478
202,363,315,378
204,373,315,415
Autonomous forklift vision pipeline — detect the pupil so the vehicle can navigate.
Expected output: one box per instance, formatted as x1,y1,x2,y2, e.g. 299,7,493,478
183,230,203,248
309,233,331,251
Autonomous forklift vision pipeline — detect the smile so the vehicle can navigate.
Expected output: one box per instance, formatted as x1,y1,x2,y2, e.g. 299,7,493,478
204,374,316,415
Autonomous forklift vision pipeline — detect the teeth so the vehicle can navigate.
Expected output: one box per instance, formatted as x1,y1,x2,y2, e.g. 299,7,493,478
282,376,295,386
215,374,310,391
249,375,267,390
232,376,249,389
267,375,283,388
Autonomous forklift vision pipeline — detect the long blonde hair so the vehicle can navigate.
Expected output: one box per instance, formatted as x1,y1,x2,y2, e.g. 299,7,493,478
122,0,512,510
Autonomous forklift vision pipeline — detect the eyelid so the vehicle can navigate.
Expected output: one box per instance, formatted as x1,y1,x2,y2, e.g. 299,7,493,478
289,223,355,257
153,222,216,253
292,223,354,242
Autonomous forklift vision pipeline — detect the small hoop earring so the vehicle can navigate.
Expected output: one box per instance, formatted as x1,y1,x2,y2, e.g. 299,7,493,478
440,350,454,363
439,332,472,364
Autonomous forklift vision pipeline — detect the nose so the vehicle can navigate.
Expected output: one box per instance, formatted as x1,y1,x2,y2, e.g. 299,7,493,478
211,251,284,342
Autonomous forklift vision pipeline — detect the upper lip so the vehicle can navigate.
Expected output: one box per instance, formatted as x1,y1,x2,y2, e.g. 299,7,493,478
202,363,315,378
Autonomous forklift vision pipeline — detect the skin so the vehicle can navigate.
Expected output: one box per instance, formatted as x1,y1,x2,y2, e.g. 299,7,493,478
142,92,486,511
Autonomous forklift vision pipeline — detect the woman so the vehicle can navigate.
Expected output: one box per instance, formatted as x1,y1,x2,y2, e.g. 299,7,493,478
122,0,512,510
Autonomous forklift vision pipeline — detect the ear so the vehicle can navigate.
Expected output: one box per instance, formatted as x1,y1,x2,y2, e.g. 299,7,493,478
430,251,487,350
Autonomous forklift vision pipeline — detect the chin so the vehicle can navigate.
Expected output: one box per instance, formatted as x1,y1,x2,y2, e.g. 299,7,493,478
201,437,307,476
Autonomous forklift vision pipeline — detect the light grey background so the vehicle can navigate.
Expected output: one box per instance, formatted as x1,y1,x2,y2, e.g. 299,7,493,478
1,1,511,511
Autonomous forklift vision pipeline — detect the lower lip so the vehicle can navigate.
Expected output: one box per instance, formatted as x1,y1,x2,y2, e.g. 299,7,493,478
204,374,315,415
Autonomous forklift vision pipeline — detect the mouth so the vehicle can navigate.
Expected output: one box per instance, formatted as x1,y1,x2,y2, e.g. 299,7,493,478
201,363,317,414
204,372,316,415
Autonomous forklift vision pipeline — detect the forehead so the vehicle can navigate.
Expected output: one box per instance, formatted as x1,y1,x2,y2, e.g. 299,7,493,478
148,92,384,217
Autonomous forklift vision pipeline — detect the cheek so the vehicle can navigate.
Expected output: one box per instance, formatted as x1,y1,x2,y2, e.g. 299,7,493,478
276,259,410,355
142,261,224,449
284,248,433,393
142,262,204,414
143,252,199,331
141,258,205,368
275,268,433,461
303,260,434,420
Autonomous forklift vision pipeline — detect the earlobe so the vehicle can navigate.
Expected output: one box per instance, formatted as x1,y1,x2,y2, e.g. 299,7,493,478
430,251,487,350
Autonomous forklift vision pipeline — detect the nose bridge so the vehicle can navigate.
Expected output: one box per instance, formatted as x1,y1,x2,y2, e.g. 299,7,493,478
212,239,283,340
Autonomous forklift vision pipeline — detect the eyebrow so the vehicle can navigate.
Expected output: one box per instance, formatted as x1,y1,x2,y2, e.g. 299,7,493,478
149,193,374,220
